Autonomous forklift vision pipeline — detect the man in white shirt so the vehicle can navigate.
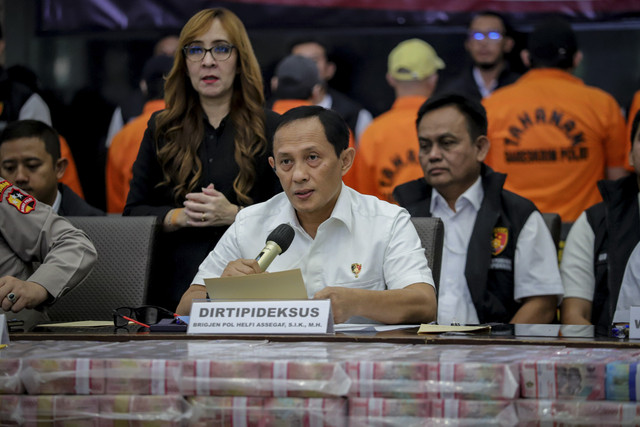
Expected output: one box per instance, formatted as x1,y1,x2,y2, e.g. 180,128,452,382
560,109,640,335
177,106,437,324
613,242,640,324
394,93,563,325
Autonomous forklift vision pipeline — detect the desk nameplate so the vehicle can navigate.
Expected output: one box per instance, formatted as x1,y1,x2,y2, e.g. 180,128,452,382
630,306,640,340
187,300,334,335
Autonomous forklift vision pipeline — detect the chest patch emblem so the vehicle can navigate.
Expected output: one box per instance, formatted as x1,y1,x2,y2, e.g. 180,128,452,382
351,263,362,278
7,188,36,214
491,227,508,256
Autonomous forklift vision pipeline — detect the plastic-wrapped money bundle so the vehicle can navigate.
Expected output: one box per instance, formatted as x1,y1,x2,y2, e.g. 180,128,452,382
261,360,350,398
346,359,519,400
349,396,431,421
189,396,263,426
348,398,517,426
180,359,350,398
515,399,640,425
19,395,101,426
98,395,187,426
21,358,106,395
188,396,347,426
180,360,270,397
104,359,182,395
260,397,347,426
520,358,607,400
345,359,436,399
0,395,21,425
0,358,23,394
606,360,640,401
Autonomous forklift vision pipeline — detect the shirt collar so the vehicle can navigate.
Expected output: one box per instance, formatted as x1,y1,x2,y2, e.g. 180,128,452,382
472,67,498,99
52,189,62,213
328,182,353,232
392,95,429,110
430,176,483,213
264,183,353,237
317,93,332,109
202,112,229,133
520,68,582,85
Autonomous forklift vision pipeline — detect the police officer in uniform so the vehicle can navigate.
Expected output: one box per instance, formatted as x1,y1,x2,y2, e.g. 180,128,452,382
0,178,97,330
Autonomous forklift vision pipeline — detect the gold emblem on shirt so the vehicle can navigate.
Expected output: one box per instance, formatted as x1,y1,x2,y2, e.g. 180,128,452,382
351,263,362,278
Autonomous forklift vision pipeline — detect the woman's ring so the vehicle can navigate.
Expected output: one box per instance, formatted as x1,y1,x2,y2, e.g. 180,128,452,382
6,292,16,304
201,212,206,222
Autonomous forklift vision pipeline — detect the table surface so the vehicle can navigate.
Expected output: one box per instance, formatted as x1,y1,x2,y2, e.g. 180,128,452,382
9,323,640,348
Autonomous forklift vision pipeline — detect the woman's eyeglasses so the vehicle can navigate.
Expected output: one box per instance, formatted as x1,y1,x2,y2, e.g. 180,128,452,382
112,305,175,328
183,43,235,62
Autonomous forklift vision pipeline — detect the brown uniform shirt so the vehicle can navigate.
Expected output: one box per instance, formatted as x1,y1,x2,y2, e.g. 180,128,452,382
0,178,97,329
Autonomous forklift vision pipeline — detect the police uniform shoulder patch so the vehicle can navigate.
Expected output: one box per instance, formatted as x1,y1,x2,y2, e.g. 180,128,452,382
0,180,11,198
6,186,36,214
491,227,508,256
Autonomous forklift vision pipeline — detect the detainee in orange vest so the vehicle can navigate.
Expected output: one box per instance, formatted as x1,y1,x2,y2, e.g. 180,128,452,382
351,38,444,203
483,16,627,222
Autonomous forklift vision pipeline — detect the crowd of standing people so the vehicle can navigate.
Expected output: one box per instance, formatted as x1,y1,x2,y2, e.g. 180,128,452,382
1,8,639,334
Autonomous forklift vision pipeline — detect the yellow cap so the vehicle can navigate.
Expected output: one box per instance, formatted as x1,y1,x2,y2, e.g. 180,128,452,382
388,38,445,81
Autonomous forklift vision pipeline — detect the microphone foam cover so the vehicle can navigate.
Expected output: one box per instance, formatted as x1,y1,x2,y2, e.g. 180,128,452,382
266,223,295,253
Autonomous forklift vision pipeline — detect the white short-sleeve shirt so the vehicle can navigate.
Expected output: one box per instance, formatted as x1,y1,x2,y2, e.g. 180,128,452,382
432,177,563,325
613,242,640,323
192,184,434,319
561,193,640,302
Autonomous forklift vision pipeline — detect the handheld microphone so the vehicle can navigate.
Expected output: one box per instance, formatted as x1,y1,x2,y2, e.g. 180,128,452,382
255,223,295,271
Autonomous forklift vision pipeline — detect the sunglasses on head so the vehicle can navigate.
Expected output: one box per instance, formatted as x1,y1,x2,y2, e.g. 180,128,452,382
112,305,175,328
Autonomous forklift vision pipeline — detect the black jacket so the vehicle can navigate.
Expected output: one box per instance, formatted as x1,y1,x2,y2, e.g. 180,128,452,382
58,184,105,216
327,88,366,136
393,164,537,323
436,65,520,103
586,173,640,336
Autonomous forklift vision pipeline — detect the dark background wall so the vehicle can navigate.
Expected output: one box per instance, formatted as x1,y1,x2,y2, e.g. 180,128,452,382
3,0,640,209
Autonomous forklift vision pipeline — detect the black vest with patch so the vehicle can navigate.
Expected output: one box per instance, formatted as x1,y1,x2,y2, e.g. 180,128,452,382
393,164,537,323
586,174,639,336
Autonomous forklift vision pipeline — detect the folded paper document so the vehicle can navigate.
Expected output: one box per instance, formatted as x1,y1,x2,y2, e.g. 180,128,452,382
205,269,308,300
418,324,491,334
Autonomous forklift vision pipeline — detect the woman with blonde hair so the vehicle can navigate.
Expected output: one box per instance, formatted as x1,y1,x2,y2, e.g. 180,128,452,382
124,8,280,310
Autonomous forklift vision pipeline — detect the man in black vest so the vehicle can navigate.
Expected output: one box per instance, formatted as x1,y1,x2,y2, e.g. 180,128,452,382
393,93,563,325
560,110,640,336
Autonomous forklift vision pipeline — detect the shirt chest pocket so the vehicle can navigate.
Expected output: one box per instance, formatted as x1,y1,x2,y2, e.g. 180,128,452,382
332,277,384,291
